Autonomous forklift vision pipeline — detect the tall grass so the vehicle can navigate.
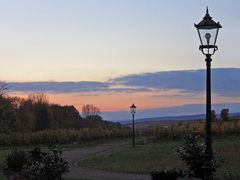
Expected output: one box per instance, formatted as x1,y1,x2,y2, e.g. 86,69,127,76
153,119,240,141
0,128,131,146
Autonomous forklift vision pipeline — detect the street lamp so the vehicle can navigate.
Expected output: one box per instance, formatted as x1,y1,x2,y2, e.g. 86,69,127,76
130,104,136,148
194,7,222,180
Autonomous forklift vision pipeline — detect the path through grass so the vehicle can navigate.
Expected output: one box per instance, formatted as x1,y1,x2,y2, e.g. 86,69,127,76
79,137,240,178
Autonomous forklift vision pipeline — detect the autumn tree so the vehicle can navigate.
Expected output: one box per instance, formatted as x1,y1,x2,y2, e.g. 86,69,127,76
28,93,52,130
0,90,118,132
17,99,36,132
50,104,82,129
0,95,38,132
211,110,217,122
0,96,18,133
220,108,229,122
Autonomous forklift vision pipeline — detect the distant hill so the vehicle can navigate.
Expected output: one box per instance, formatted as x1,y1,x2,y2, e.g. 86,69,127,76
121,112,240,125
103,103,240,122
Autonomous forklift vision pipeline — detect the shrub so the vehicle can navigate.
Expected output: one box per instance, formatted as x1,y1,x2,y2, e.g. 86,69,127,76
26,147,69,180
2,147,69,180
3,149,28,178
151,168,185,180
222,170,240,180
177,132,207,178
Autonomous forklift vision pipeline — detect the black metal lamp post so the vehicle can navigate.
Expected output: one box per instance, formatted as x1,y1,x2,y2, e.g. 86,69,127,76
130,104,136,148
194,8,222,180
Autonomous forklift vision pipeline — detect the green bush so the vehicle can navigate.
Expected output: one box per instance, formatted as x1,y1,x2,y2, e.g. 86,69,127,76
177,132,206,178
3,149,28,178
26,147,69,180
2,147,69,180
222,170,240,180
151,168,185,180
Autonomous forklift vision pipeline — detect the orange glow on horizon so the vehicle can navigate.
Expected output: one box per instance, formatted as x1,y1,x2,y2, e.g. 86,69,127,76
8,90,240,113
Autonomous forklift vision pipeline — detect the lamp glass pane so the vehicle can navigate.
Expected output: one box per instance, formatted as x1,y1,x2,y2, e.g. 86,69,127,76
199,28,218,46
131,108,136,114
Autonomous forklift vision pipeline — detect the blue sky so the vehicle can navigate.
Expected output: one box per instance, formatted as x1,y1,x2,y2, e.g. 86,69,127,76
1,1,240,120
0,1,240,81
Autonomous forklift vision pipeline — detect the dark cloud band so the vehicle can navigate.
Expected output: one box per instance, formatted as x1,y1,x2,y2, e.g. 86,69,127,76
6,68,240,97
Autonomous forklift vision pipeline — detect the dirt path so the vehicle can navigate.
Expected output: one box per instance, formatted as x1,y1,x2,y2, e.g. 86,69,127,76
63,141,151,180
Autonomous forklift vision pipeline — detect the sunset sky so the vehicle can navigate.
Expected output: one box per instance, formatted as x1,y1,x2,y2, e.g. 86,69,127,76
1,1,240,120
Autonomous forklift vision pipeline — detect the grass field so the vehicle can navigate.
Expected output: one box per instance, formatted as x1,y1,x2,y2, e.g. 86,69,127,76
0,138,128,180
79,141,184,173
79,137,240,179
0,137,239,179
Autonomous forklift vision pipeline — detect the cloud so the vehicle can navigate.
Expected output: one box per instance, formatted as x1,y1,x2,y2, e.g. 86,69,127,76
112,69,205,91
8,81,110,93
7,81,151,94
5,68,240,97
112,68,240,97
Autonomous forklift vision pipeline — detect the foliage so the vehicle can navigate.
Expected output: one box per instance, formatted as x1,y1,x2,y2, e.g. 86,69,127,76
1,96,23,133
0,93,123,134
3,149,28,178
26,147,69,180
82,104,101,118
0,91,133,147
0,93,81,133
211,110,216,122
221,109,229,122
177,132,206,178
0,81,8,96
3,147,69,180
151,168,185,180
152,118,240,141
222,170,240,180
0,128,131,146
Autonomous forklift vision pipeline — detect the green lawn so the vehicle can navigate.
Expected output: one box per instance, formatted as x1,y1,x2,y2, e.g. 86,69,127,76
0,138,128,180
213,137,240,178
79,141,184,173
79,137,240,178
64,178,91,180
0,148,8,180
0,137,239,179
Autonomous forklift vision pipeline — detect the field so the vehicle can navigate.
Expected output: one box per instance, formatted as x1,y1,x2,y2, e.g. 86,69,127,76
0,118,240,179
79,137,240,179
0,137,239,179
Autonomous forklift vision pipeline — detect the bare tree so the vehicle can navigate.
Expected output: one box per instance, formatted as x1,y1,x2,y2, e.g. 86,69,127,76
82,104,101,118
0,81,8,96
28,93,49,105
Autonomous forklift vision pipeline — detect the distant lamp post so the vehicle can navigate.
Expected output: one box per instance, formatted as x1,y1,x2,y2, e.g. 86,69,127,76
194,7,222,180
130,104,136,148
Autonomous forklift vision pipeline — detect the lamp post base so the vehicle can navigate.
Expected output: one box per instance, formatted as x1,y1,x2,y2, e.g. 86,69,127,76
202,155,214,180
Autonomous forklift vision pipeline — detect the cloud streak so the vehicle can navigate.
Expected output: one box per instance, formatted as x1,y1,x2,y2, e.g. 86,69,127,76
8,81,109,93
5,68,240,98
112,68,240,97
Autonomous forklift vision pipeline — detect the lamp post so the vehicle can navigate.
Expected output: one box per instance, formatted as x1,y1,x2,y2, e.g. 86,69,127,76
130,104,136,148
194,8,222,180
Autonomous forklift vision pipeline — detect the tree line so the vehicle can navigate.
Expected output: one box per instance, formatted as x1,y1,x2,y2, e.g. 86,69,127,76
211,109,229,122
0,91,121,134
